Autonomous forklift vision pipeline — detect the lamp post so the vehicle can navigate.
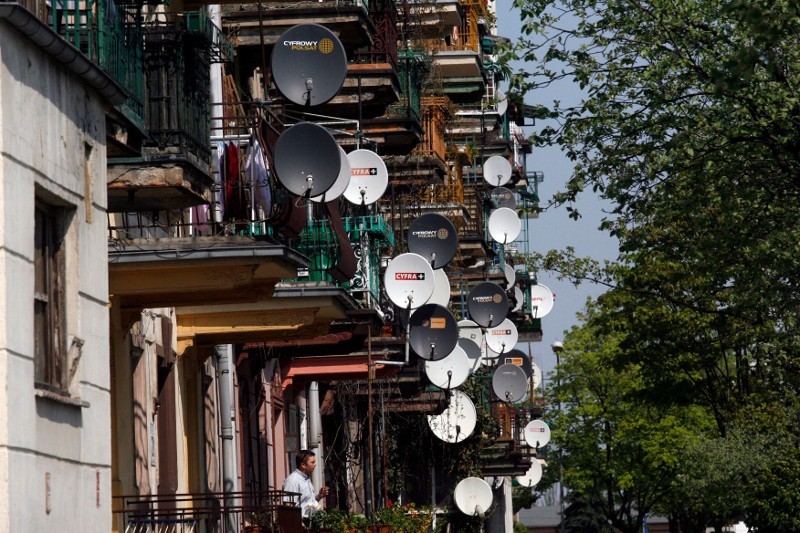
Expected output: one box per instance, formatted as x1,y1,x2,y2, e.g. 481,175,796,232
551,341,565,533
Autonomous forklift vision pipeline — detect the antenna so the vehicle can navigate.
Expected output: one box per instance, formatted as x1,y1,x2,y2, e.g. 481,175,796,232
467,282,509,328
407,214,458,269
523,420,551,449
482,155,512,187
516,460,543,488
454,477,493,517
495,89,509,116
425,345,470,389
273,122,340,197
427,268,452,307
310,146,351,203
427,390,477,443
485,319,518,355
529,284,555,318
271,24,347,106
384,253,435,309
458,338,484,375
492,363,529,403
343,149,389,205
490,187,517,209
408,303,459,361
488,207,522,244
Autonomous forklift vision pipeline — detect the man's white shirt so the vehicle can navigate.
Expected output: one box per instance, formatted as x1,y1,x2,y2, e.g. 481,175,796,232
282,469,319,517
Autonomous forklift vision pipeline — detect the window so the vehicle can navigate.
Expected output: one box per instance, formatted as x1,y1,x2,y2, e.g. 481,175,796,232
34,200,67,392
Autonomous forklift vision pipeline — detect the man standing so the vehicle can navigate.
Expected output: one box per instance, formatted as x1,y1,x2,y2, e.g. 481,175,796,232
283,450,329,520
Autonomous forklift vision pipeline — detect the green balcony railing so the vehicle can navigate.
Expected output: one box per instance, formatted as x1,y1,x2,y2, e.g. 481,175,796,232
387,49,428,121
51,0,145,129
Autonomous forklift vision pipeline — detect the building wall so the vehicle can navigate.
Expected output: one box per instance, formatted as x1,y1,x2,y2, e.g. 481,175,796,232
0,21,111,532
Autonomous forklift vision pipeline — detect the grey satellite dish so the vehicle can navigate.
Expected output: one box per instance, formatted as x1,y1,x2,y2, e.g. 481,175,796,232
490,187,517,209
483,155,512,187
271,24,347,106
409,304,459,361
488,207,522,244
516,460,543,488
408,214,458,269
524,420,551,448
458,319,484,348
459,338,483,374
530,284,555,318
503,349,533,378
492,363,529,403
427,390,477,443
531,361,543,390
310,146,350,203
343,149,389,205
428,268,452,307
274,122,340,197
454,477,493,517
468,282,509,328
425,345,470,389
495,89,508,116
486,319,518,354
384,253,435,309
512,286,524,313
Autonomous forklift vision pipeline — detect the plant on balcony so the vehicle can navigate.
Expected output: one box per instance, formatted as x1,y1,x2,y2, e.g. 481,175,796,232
244,509,274,533
311,508,369,533
374,503,434,532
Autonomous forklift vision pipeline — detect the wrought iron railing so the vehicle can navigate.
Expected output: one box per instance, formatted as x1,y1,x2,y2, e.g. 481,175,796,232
113,490,300,532
50,0,145,128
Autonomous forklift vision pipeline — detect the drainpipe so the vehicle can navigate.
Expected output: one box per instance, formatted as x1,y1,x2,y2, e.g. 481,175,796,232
308,382,324,491
216,344,238,532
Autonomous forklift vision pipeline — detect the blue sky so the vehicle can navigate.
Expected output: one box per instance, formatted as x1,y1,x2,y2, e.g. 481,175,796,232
495,4,619,379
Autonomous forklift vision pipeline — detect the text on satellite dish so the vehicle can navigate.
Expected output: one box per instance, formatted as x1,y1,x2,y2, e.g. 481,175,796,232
395,272,426,280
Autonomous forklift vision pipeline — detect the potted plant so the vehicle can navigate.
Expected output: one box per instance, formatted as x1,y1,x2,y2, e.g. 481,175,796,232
374,503,434,533
244,509,274,533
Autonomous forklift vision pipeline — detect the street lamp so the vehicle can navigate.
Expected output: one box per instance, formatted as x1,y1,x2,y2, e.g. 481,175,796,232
551,341,565,533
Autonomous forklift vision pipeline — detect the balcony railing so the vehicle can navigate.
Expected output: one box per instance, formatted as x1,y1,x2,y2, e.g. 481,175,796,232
50,0,145,128
386,49,428,121
413,96,451,165
113,490,300,532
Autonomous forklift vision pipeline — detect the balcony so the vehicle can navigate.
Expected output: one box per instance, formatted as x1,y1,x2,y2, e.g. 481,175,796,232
385,96,451,185
113,490,302,532
107,10,233,212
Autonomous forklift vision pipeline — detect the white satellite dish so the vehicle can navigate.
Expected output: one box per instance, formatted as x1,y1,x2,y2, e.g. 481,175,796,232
343,149,389,205
516,460,543,488
504,264,516,288
524,420,551,448
454,477,493,517
488,207,522,244
529,284,555,318
458,338,484,374
495,89,508,116
512,286,524,313
310,146,351,203
425,345,470,389
458,319,484,348
384,253,435,309
531,361,543,390
427,390,477,443
428,268,452,307
485,319,518,354
483,156,512,187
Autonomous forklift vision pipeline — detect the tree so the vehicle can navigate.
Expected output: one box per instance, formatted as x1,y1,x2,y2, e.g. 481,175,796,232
550,303,713,533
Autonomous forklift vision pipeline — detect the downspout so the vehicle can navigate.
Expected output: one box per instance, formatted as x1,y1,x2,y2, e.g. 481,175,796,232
216,344,238,532
308,382,324,491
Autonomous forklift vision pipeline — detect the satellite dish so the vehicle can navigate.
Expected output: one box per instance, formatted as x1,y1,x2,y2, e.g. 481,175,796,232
486,319,518,354
274,122,340,197
454,477,493,517
408,304,459,361
428,268,452,307
530,284,555,318
524,420,551,448
458,319,484,348
458,338,484,374
483,156,512,187
495,89,508,116
503,349,532,378
425,345,470,389
504,264,516,288
343,149,389,205
490,187,517,209
384,253,435,309
516,460,543,488
492,363,529,403
427,390,477,443
512,286,524,313
310,146,350,203
408,214,458,269
271,24,347,106
531,361,543,390
468,282,509,328
488,207,522,244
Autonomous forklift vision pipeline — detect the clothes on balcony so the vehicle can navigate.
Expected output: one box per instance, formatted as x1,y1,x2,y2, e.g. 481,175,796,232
224,142,247,221
245,136,272,220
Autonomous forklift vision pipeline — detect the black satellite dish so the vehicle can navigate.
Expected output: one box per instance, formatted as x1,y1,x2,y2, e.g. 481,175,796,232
408,304,459,361
467,282,509,328
271,24,347,106
492,363,529,403
503,348,533,378
407,214,458,269
490,187,517,209
273,122,340,197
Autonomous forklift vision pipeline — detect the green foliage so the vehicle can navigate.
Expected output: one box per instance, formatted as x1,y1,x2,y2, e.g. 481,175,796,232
513,520,528,533
374,503,434,532
311,509,368,533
